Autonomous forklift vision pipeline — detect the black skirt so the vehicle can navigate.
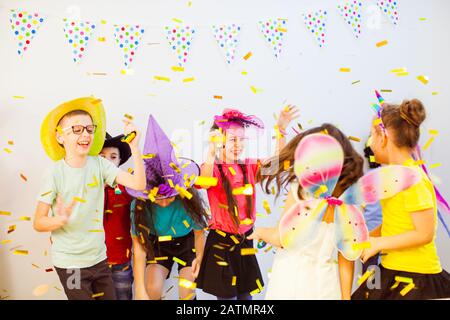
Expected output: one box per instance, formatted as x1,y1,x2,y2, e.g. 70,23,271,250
352,264,450,300
196,228,264,298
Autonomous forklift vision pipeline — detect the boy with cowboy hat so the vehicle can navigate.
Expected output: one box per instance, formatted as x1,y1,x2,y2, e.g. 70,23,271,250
34,97,146,300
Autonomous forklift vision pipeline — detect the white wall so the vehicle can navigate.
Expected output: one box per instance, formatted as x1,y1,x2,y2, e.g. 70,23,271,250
0,0,449,300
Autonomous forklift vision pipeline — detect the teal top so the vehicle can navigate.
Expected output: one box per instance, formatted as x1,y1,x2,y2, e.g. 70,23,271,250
130,198,202,237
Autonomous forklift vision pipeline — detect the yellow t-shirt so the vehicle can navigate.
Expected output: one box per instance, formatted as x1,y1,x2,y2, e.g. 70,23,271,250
380,158,442,274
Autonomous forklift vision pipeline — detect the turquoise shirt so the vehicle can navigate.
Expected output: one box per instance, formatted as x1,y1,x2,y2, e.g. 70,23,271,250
130,198,201,237
37,156,120,268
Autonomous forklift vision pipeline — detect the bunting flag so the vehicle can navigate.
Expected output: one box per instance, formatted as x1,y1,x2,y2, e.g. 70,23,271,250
337,1,363,39
258,18,288,59
10,10,45,56
165,25,196,67
63,21,96,63
212,23,241,65
377,0,399,26
302,10,328,48
113,25,145,69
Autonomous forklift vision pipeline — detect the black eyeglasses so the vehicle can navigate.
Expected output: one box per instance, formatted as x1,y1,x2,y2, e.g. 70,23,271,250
59,125,97,135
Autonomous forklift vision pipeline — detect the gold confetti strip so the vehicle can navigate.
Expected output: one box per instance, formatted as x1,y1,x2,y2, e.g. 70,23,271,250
92,292,105,298
32,263,40,268
40,190,52,197
7,225,16,234
376,40,388,47
172,18,183,23
105,210,113,214
231,276,237,286
13,96,25,99
171,66,185,72
53,286,62,292
369,155,376,163
213,95,223,100
250,86,262,94
227,167,236,176
171,226,177,235
339,68,351,72
357,269,376,286
20,173,28,182
352,241,371,250
179,278,197,289
391,68,407,73
230,235,240,244
417,75,429,85
240,218,253,225
396,72,409,77
380,89,392,93
13,250,28,255
158,235,172,242
169,163,181,173
419,17,427,21
241,71,248,75
432,92,439,96
154,76,171,82
165,285,174,294
88,229,103,233
256,279,263,291
116,236,124,240
73,197,86,203
19,216,31,221
216,261,229,267
423,137,435,151
123,113,134,121
400,283,415,296
430,163,442,169
3,148,12,154
101,20,107,24
183,77,195,83
213,244,225,250
182,220,190,228
155,256,169,261
97,37,106,42
0,211,11,216
180,293,195,300
263,200,271,214
395,276,413,284
175,185,193,200
218,203,229,210
348,136,361,142
1,240,12,245
250,288,261,296
120,69,135,75
194,176,218,188
33,284,49,297
243,52,252,60
232,184,253,196
173,257,187,266
241,248,258,256
215,229,226,237
264,245,273,253
429,129,439,135
87,175,98,188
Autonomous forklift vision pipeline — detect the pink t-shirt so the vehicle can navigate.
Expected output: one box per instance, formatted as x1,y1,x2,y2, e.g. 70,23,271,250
201,158,260,235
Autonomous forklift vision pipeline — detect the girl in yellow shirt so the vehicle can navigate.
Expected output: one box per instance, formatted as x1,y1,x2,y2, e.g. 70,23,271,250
352,97,450,300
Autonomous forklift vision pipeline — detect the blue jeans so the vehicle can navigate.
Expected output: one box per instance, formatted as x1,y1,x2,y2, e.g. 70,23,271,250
110,261,133,300
216,293,253,300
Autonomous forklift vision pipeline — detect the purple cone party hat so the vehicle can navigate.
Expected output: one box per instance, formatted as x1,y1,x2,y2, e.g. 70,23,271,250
126,115,199,200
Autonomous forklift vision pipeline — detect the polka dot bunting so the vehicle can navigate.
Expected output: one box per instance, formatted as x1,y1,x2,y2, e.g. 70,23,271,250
377,0,399,25
212,24,241,65
337,1,363,39
63,20,96,63
258,18,288,59
164,25,195,67
113,25,145,68
302,10,328,48
9,9,45,56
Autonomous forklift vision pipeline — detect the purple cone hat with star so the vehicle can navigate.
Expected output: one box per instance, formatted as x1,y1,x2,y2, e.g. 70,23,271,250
126,115,199,200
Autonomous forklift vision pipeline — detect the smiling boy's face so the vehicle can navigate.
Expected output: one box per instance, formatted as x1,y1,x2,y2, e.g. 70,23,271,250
56,114,94,158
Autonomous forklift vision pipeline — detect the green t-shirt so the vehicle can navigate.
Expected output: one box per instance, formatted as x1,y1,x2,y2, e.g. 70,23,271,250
38,156,120,268
130,198,202,238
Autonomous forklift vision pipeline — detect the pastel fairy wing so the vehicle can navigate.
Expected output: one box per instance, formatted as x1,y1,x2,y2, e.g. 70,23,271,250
334,204,369,261
294,133,344,198
279,197,328,250
340,165,422,205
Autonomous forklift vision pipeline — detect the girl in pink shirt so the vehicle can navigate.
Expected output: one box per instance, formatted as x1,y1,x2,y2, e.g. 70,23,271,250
196,107,299,300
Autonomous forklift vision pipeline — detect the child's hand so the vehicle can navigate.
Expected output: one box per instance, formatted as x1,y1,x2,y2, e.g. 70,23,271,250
55,196,76,226
360,237,382,263
277,105,300,131
191,257,201,279
208,129,223,157
122,118,141,150
247,229,261,241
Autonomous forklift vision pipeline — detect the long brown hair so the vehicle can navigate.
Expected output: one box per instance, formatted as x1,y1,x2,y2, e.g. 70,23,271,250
133,184,209,260
257,123,364,199
210,123,253,232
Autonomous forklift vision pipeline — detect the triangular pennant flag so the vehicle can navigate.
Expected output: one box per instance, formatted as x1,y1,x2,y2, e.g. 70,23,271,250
377,0,399,25
302,10,328,48
10,10,45,56
63,20,96,63
164,25,196,67
113,25,145,69
212,24,241,65
258,18,288,59
337,1,363,39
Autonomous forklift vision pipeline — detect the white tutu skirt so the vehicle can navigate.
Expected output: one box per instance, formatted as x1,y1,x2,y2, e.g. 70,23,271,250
265,222,341,300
